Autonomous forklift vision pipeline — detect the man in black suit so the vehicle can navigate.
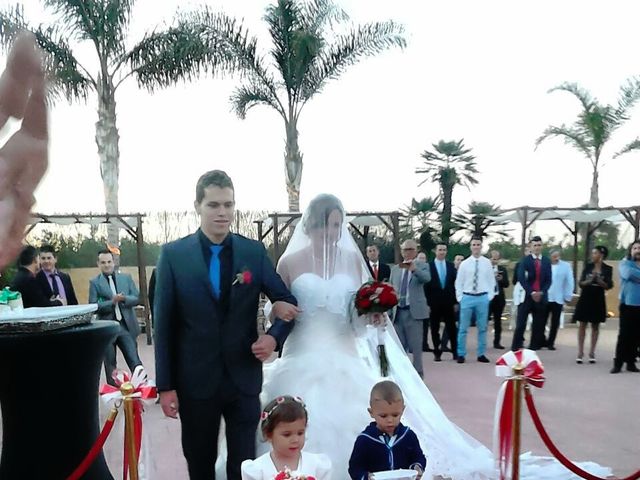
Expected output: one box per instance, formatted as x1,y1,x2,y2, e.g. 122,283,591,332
366,244,391,281
36,244,78,306
511,237,552,351
489,250,509,349
425,242,458,361
154,170,299,480
10,246,63,308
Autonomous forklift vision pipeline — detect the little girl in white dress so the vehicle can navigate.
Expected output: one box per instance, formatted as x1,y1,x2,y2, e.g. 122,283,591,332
241,396,332,480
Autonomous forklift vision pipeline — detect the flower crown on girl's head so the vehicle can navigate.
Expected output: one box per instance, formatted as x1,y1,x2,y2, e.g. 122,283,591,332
260,395,306,423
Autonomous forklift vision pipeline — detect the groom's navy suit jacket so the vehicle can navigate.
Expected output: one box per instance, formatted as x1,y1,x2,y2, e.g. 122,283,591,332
154,231,296,399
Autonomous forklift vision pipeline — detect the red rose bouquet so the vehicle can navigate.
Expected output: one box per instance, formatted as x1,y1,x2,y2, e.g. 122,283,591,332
355,281,398,376
274,468,315,480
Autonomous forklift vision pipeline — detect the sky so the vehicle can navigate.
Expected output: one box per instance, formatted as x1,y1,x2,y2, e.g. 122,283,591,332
1,0,639,242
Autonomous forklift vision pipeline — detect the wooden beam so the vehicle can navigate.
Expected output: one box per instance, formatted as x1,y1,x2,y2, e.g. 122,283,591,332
134,215,152,345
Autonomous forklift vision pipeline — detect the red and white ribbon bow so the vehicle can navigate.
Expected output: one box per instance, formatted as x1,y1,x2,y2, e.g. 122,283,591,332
99,367,157,403
493,349,545,480
99,367,156,480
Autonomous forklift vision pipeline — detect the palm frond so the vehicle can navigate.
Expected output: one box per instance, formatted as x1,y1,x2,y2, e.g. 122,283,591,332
0,5,92,102
613,77,640,123
535,125,593,160
613,138,640,159
299,0,349,35
42,0,99,41
174,8,279,100
548,82,595,112
230,82,284,119
126,10,257,92
300,20,405,102
264,0,320,100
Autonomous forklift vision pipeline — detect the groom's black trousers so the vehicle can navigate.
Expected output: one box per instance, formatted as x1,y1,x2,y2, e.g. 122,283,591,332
178,371,260,480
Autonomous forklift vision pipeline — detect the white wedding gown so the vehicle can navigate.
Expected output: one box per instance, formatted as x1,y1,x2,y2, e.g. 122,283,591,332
258,272,611,480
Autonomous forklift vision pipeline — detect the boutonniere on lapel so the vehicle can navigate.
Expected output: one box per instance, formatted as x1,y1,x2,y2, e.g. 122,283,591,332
233,269,252,286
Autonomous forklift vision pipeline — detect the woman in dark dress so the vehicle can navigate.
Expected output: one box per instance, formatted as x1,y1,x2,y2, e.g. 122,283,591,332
573,246,613,364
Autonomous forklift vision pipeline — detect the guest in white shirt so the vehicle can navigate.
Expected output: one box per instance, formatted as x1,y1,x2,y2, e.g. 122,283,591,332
454,236,496,363
545,249,575,350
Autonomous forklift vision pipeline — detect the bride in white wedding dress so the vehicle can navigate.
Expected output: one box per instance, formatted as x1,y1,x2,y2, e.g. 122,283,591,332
257,194,610,480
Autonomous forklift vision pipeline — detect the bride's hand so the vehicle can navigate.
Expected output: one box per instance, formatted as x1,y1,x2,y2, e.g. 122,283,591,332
272,301,301,321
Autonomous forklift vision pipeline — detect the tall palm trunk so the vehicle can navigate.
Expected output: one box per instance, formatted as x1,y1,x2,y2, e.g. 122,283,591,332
441,185,453,243
95,77,121,248
284,120,303,212
584,162,600,265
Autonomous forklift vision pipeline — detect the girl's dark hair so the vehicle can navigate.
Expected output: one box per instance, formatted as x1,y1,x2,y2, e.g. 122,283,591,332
594,245,609,260
303,194,344,233
260,395,308,439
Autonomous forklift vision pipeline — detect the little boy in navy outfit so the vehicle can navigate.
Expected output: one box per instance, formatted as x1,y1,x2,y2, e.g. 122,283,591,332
348,380,426,480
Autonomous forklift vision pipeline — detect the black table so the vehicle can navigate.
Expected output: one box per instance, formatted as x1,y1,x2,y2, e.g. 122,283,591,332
0,321,119,479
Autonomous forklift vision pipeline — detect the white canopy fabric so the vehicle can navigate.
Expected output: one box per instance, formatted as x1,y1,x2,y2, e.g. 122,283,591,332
487,207,634,225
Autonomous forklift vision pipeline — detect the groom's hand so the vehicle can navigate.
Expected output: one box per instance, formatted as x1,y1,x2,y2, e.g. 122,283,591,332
251,334,277,361
159,390,179,419
271,301,300,321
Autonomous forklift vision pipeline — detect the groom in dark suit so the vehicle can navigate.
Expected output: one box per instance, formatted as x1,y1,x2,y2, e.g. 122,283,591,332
154,170,299,480
425,242,458,361
511,236,552,351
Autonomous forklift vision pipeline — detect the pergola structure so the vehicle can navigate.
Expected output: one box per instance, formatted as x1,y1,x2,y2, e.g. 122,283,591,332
25,213,153,345
488,205,640,284
255,211,403,262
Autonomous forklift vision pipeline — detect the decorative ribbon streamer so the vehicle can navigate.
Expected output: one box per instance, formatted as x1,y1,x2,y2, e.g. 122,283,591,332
494,349,545,480
524,389,640,480
100,368,157,480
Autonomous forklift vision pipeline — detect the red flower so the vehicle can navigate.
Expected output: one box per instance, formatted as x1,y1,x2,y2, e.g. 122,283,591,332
242,270,252,284
355,281,398,315
275,471,288,480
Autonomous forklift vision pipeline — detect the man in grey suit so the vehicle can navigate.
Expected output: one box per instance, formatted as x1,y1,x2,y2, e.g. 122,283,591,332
390,239,431,377
88,249,144,384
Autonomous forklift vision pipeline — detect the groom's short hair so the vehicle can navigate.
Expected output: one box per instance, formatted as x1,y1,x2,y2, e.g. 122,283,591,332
370,380,403,405
195,170,234,203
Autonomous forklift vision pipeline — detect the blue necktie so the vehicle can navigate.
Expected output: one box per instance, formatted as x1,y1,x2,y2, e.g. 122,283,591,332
438,261,446,289
209,245,223,298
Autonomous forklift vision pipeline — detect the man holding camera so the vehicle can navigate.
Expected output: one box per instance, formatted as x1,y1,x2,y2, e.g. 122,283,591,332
390,239,431,377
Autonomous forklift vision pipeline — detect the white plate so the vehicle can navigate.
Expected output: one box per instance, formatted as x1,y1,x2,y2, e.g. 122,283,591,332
372,469,418,480
0,304,97,322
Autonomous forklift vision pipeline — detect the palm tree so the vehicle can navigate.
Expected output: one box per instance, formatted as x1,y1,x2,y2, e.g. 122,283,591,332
401,196,441,254
181,0,406,211
416,139,479,243
0,1,241,246
535,80,640,208
453,201,507,239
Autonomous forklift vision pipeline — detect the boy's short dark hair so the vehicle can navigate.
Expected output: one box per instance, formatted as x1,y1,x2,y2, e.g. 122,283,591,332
195,170,234,204
470,235,483,243
530,235,542,243
370,380,404,405
17,245,38,267
39,244,57,256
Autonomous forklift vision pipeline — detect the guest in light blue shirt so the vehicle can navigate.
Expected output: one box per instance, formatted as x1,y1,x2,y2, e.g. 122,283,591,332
611,240,640,374
545,249,575,350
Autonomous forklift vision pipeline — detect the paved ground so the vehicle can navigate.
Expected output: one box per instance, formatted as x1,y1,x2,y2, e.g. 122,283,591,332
3,320,638,478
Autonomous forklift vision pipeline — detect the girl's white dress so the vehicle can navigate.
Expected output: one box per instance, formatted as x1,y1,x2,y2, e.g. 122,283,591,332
241,451,332,480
